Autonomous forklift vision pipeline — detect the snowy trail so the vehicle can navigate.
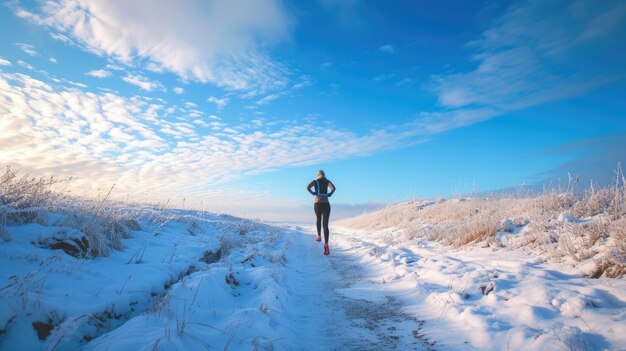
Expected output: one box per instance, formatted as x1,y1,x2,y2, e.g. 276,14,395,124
281,227,429,350
327,224,626,351
5,209,623,350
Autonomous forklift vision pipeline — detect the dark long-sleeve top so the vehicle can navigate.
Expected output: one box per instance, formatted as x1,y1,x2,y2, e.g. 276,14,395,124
307,177,336,203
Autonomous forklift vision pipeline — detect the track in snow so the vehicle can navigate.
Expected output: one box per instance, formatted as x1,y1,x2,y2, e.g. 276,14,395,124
281,227,433,351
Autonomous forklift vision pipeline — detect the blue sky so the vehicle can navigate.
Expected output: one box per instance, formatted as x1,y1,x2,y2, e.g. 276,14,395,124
1,0,625,221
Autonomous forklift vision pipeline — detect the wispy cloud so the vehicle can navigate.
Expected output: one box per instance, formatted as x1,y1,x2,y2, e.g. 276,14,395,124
207,96,229,110
0,71,437,203
14,0,293,93
378,44,395,54
373,73,394,81
49,57,57,64
14,42,38,56
319,0,363,26
173,87,185,95
256,75,312,105
86,69,112,78
292,75,313,90
16,60,34,70
430,0,626,113
395,78,413,87
539,134,626,186
0,57,11,66
256,92,285,105
122,74,165,91
105,63,125,72
0,72,168,193
66,80,87,88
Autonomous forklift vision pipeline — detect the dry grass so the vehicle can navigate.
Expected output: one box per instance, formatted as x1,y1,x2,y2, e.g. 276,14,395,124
590,217,626,278
339,166,626,277
0,167,140,257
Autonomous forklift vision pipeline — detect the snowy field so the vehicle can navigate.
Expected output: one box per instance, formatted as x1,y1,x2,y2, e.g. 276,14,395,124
334,189,626,350
1,170,625,350
330,225,626,350
0,202,292,350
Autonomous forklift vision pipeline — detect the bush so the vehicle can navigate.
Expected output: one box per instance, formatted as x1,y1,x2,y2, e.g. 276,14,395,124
338,166,626,277
0,167,138,257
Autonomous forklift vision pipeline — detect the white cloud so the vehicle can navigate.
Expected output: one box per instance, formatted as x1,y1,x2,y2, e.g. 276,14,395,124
66,80,87,88
49,57,57,64
0,71,169,195
256,92,285,105
173,87,185,94
256,75,312,105
395,78,413,87
0,70,451,209
17,60,34,70
207,96,228,110
292,75,313,90
122,74,165,91
0,57,11,66
15,42,38,56
378,44,395,54
48,32,71,43
410,108,499,135
430,0,626,111
17,0,293,93
86,69,112,78
105,63,125,71
145,62,165,73
320,62,333,70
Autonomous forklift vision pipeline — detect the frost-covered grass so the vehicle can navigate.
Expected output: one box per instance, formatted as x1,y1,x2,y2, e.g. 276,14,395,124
329,226,626,351
331,169,626,350
3,165,625,350
0,167,142,257
338,170,626,278
0,167,290,350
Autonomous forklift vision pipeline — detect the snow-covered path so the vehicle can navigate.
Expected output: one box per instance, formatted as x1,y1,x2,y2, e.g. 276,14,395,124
281,227,428,350
3,210,624,350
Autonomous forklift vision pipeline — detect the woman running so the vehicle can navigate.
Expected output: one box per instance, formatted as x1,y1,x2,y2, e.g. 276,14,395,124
307,170,336,255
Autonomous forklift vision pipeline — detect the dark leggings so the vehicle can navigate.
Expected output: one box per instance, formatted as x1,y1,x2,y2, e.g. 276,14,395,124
314,202,331,243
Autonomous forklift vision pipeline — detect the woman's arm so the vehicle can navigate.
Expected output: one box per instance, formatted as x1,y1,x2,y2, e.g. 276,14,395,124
306,180,316,195
328,180,336,197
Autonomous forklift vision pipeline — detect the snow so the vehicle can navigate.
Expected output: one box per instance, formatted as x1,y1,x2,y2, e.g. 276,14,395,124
329,224,626,350
1,202,625,350
0,207,283,350
558,212,592,224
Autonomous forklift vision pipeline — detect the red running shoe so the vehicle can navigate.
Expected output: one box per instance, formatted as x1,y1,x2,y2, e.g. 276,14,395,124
323,243,330,256
316,236,321,242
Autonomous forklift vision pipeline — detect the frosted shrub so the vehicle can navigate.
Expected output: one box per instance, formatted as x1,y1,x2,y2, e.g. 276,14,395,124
338,168,626,277
0,166,68,210
63,205,133,256
0,167,69,241
573,188,613,217
1,168,58,228
590,217,626,278
454,214,498,247
0,167,139,257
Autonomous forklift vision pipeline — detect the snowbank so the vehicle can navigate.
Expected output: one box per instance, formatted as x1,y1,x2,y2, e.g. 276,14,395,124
0,200,290,350
333,191,626,350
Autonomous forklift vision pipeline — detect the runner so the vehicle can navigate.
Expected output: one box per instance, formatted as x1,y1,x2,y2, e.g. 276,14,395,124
306,170,336,255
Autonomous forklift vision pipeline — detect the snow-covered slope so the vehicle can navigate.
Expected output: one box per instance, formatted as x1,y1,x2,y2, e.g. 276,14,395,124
339,194,626,278
0,200,290,350
334,196,626,350
2,168,625,350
